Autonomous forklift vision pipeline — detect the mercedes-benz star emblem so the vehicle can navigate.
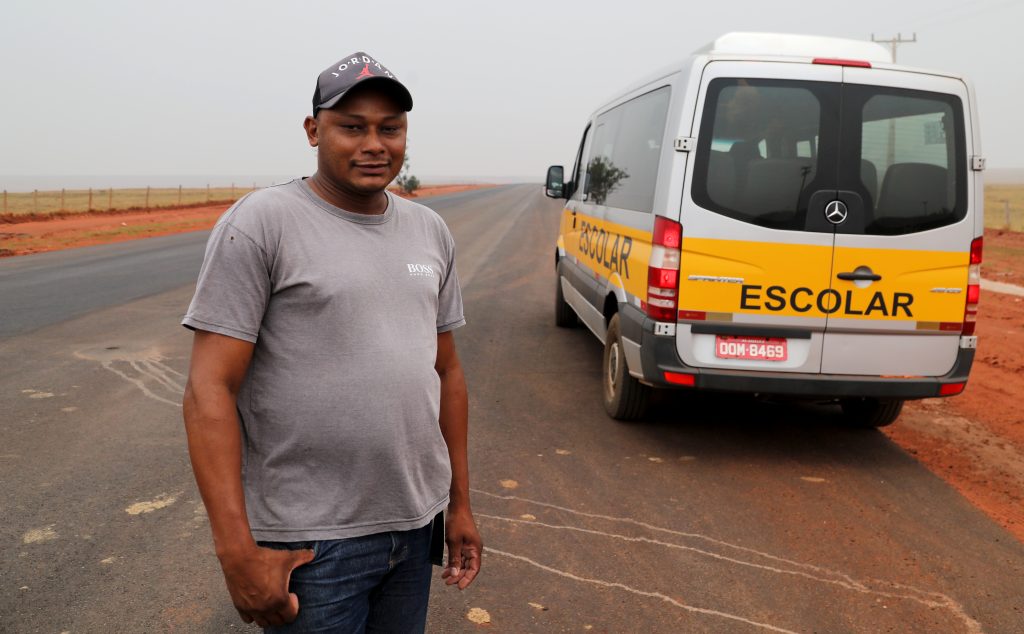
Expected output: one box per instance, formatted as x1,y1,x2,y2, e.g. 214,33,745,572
825,200,848,224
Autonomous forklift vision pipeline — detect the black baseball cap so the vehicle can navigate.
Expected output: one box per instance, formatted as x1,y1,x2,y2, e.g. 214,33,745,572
312,52,413,116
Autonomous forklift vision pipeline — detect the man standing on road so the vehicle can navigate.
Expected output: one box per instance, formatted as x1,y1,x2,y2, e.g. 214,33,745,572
181,52,482,632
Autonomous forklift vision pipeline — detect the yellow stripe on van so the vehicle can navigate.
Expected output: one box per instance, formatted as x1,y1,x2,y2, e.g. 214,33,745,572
680,237,969,322
560,210,652,301
832,244,969,323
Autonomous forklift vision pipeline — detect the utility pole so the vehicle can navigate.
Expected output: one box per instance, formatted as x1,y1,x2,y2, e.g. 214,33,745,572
871,32,916,64
871,33,917,170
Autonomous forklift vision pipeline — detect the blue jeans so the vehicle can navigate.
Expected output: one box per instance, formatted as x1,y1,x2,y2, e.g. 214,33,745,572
259,523,433,633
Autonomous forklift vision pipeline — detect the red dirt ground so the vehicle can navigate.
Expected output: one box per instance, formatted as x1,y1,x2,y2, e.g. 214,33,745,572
0,184,492,257
982,227,1024,287
889,241,1024,541
1,202,1021,541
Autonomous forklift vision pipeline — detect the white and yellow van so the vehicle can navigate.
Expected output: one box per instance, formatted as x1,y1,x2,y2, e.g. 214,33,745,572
545,32,983,426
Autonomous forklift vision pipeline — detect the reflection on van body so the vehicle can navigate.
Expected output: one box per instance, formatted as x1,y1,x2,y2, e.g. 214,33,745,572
585,156,628,206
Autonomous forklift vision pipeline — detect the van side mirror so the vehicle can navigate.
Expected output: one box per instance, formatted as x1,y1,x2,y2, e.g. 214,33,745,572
545,165,565,198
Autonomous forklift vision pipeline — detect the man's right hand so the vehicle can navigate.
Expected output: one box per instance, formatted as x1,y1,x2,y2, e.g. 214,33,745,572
218,545,315,627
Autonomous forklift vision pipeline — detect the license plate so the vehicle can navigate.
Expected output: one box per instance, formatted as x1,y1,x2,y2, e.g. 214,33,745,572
715,335,788,361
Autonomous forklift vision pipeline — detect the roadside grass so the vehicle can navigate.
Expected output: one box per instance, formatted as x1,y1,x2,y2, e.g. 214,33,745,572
984,184,1024,231
1,186,253,216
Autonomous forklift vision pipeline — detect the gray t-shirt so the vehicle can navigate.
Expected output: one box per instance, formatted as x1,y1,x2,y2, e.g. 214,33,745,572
182,178,463,541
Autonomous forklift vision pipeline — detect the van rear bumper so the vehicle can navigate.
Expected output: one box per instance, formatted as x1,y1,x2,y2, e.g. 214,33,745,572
619,305,975,400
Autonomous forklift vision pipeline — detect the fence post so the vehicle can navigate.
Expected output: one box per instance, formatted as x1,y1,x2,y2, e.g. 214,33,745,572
33,189,37,213
1004,200,1011,230
178,184,182,206
206,183,210,203
60,188,65,212
145,186,150,209
108,188,113,210
88,188,93,211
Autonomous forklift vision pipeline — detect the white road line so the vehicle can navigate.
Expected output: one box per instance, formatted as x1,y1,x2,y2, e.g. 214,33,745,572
474,489,855,580
134,359,185,393
76,347,184,408
100,360,181,408
487,547,800,633
473,489,982,633
981,278,1024,297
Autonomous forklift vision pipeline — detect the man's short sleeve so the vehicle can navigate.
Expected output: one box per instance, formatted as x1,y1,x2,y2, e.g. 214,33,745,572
436,231,465,333
181,222,271,343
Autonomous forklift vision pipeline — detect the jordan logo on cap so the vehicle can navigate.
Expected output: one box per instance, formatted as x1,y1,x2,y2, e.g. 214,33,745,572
314,52,413,115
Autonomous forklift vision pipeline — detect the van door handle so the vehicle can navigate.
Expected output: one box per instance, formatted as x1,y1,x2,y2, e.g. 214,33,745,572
837,271,882,281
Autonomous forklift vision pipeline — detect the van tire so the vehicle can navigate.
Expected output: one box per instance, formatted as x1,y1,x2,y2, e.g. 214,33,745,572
555,273,578,328
840,397,904,427
603,314,650,420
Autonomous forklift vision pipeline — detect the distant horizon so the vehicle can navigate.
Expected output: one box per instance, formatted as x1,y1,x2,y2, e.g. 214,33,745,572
0,174,538,193
2,167,1022,193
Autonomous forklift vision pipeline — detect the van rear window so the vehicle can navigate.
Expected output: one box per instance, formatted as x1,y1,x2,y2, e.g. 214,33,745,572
692,78,967,235
845,86,967,235
692,78,839,231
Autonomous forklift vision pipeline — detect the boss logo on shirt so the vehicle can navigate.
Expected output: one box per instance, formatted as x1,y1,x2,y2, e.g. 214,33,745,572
407,263,436,278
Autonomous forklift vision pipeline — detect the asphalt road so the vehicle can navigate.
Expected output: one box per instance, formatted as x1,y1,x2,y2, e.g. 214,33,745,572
2,184,1022,633
0,186,504,340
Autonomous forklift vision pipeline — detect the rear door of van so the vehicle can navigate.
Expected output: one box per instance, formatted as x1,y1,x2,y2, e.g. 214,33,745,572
676,61,843,374
821,68,975,376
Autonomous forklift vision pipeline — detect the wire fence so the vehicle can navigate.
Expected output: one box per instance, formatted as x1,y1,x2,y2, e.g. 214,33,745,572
984,185,1024,232
2,183,1022,230
1,184,259,217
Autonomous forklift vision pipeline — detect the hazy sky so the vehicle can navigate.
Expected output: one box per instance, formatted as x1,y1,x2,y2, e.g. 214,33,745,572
1,0,1021,188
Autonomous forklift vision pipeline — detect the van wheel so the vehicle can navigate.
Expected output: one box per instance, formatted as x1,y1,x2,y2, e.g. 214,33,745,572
603,314,650,420
555,273,578,328
840,398,904,427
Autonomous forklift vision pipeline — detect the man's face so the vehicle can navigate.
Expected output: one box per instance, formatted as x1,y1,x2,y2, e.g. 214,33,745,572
304,84,408,195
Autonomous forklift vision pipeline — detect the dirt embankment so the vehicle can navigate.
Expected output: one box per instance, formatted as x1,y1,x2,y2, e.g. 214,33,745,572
888,228,1024,541
982,227,1024,287
0,184,493,257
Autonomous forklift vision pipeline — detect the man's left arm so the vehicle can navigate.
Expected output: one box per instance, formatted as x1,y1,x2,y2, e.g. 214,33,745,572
435,330,482,589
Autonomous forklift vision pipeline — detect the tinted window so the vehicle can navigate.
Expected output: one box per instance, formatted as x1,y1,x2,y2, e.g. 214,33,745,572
583,87,671,211
692,79,839,230
569,124,591,200
842,86,966,235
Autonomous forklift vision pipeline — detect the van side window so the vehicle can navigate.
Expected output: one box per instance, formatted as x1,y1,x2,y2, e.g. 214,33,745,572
583,86,671,212
845,87,966,235
568,124,592,200
584,120,614,201
692,79,838,230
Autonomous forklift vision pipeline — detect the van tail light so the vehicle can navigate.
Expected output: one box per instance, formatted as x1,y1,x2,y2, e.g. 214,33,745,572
644,217,682,321
962,237,982,336
939,382,966,396
664,371,696,386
